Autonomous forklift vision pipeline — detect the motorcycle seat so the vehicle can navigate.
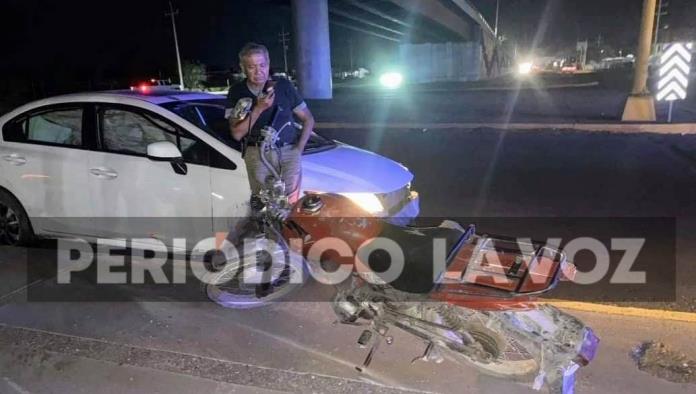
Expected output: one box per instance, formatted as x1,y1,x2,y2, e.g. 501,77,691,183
360,222,470,294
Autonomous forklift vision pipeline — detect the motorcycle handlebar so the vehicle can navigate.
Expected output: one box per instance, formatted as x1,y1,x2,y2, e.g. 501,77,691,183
259,121,294,182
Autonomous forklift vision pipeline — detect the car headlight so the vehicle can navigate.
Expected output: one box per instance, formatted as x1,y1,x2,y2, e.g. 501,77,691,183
379,72,404,89
518,62,533,75
340,193,384,214
304,191,385,214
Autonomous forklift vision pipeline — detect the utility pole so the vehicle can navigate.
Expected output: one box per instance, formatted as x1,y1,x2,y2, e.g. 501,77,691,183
165,1,185,90
279,26,290,75
494,0,500,37
348,39,354,69
622,0,657,121
653,0,668,52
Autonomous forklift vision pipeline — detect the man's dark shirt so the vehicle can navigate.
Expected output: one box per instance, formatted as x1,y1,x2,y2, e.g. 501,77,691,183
225,77,305,145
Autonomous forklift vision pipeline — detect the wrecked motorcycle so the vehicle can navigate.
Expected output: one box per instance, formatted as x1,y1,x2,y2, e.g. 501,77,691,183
205,122,599,394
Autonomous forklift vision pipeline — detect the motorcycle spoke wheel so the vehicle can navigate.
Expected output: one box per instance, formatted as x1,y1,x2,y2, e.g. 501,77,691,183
436,308,539,379
501,337,535,362
451,324,539,379
206,256,307,309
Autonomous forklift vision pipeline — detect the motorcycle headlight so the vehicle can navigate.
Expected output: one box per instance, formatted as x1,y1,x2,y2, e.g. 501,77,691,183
340,193,384,214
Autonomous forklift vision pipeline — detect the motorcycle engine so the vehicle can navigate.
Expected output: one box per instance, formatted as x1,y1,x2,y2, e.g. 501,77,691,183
332,292,362,323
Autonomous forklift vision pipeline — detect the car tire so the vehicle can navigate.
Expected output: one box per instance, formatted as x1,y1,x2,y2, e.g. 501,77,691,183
0,189,35,246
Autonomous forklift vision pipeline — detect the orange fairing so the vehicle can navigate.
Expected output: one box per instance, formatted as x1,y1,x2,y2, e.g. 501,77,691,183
284,194,384,264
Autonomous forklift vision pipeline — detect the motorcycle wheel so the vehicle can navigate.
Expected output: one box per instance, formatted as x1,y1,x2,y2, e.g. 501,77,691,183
449,324,539,379
436,309,539,379
205,250,308,309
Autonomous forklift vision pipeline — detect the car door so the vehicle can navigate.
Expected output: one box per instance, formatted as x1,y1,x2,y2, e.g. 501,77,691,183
87,104,212,250
168,102,252,238
208,144,252,240
0,104,92,235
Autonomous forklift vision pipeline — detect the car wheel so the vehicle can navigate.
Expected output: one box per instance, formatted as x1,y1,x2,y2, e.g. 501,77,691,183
0,190,35,246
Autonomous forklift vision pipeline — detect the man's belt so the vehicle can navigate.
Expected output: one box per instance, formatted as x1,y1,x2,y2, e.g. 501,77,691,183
246,139,293,148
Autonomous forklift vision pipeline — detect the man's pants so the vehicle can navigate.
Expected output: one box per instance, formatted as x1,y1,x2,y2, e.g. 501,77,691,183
244,145,303,204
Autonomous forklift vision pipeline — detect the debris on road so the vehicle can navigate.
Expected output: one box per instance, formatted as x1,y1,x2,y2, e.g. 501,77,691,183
631,341,696,384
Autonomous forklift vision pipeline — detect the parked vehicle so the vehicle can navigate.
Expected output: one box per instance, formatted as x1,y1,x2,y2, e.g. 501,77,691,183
0,90,418,248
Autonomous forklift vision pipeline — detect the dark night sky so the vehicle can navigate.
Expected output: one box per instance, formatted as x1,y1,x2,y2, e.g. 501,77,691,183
1,0,694,96
477,0,641,49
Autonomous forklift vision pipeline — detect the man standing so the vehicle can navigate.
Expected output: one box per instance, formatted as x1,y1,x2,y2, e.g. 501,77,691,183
227,42,314,204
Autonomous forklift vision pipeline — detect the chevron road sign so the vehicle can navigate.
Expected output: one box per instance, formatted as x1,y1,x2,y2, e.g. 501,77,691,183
656,42,693,102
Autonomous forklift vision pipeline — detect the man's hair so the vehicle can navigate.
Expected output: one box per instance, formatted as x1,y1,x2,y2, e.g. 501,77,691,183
238,42,269,62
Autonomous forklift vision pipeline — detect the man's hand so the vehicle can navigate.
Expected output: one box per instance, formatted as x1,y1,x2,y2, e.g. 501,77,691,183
230,89,274,141
256,88,275,112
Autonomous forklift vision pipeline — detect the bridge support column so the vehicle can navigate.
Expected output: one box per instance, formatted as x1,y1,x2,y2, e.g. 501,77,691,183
291,0,333,99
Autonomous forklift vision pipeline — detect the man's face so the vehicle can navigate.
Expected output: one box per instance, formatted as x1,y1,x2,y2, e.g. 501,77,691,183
241,53,270,86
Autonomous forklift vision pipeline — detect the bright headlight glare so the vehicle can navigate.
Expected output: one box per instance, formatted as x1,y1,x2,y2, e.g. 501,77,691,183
379,72,403,89
518,62,533,75
340,193,384,214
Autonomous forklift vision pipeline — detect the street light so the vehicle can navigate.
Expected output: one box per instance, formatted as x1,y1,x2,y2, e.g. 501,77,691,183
495,0,500,37
653,0,669,52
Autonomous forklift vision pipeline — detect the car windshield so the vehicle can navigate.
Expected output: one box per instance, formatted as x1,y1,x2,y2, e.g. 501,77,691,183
160,98,336,153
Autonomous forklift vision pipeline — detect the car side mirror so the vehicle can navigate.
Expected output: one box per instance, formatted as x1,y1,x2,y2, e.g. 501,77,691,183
147,141,187,175
147,141,182,161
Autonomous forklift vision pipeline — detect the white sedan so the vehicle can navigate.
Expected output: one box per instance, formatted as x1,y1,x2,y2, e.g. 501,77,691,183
0,90,419,250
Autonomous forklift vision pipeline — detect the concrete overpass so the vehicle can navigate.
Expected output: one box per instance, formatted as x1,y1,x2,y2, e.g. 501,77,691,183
289,0,502,98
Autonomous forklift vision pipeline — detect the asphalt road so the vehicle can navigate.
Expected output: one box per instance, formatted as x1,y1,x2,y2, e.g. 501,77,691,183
312,127,696,312
309,76,696,124
3,72,696,124
1,255,695,394
2,79,696,392
1,124,696,393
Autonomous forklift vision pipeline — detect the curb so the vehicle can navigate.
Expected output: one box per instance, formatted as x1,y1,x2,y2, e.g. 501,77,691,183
0,324,423,394
316,122,696,135
545,300,696,323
